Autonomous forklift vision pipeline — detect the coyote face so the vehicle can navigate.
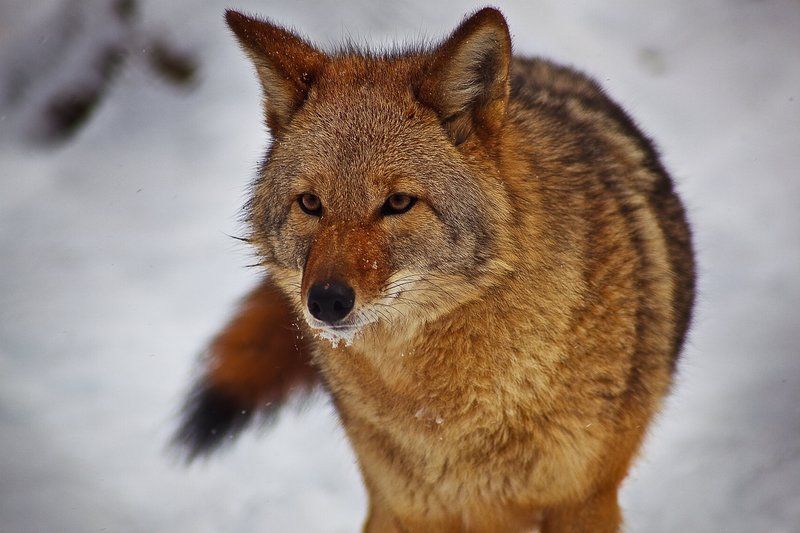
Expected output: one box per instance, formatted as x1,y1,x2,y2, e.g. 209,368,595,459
247,60,512,345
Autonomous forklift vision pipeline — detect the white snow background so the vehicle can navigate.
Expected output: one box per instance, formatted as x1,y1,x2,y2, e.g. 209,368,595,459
1,0,798,531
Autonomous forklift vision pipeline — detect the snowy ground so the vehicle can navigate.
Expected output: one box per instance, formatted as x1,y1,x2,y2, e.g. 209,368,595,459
1,1,798,531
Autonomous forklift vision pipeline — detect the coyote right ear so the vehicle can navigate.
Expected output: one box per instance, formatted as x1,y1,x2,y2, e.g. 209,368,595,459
225,10,327,132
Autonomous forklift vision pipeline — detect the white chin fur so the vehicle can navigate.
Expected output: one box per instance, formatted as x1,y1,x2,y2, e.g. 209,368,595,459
303,311,378,349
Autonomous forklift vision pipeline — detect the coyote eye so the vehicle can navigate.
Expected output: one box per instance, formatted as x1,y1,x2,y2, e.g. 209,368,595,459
381,193,416,216
298,193,322,216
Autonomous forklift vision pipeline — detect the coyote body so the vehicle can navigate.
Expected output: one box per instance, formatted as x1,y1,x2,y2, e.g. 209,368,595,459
177,8,695,532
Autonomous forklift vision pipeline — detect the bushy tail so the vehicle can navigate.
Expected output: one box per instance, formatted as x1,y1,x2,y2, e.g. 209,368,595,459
173,277,319,460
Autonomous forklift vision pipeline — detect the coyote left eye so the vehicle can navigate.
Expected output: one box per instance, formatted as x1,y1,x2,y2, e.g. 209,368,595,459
298,193,322,216
381,193,416,216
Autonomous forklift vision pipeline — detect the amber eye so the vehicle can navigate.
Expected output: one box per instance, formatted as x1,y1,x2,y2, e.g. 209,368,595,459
298,193,322,216
381,193,417,216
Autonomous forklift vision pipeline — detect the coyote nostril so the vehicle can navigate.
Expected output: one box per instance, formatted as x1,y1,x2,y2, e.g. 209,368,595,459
307,281,355,324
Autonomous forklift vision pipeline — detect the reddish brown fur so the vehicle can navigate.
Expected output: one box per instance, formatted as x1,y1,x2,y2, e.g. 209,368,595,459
177,8,695,532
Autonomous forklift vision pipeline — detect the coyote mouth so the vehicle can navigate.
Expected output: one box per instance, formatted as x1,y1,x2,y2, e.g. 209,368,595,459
303,310,379,348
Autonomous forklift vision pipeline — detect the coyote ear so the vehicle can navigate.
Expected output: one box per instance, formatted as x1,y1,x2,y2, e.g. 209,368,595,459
417,8,511,145
225,10,327,132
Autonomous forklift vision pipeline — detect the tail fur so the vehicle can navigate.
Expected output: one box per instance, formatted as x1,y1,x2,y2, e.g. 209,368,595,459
174,277,319,460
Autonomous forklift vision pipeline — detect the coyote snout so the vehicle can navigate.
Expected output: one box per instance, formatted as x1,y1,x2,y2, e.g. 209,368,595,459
298,218,393,343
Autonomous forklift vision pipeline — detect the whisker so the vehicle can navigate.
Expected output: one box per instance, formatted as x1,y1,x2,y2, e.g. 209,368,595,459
225,233,253,244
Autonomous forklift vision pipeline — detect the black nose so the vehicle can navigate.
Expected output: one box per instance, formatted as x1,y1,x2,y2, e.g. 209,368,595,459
307,280,355,324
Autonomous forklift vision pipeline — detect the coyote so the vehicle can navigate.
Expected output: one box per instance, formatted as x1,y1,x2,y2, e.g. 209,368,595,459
176,8,695,532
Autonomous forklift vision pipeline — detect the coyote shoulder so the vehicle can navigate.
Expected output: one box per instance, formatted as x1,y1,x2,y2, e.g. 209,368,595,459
176,8,695,532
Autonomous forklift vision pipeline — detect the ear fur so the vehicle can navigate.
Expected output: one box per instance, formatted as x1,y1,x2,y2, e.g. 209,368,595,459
417,8,512,145
225,10,327,132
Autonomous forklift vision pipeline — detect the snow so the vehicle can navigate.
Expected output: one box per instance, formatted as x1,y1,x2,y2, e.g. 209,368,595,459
1,1,798,531
311,326,357,349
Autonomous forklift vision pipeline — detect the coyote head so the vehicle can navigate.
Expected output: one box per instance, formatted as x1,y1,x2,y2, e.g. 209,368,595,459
227,8,516,346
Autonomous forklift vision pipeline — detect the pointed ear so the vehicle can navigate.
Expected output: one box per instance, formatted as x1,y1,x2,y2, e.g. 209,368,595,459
225,10,327,132
417,8,512,145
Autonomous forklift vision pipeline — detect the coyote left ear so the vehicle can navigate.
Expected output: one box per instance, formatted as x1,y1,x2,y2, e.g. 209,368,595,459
417,8,512,145
225,10,327,133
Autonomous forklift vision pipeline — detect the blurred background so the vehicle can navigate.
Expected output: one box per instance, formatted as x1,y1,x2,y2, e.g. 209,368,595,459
1,1,798,531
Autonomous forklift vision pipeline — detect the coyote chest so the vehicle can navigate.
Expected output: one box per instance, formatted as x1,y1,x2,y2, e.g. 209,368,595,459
315,306,623,511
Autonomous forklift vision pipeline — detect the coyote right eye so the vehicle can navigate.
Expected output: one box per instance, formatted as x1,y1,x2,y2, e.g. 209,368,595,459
298,193,322,216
